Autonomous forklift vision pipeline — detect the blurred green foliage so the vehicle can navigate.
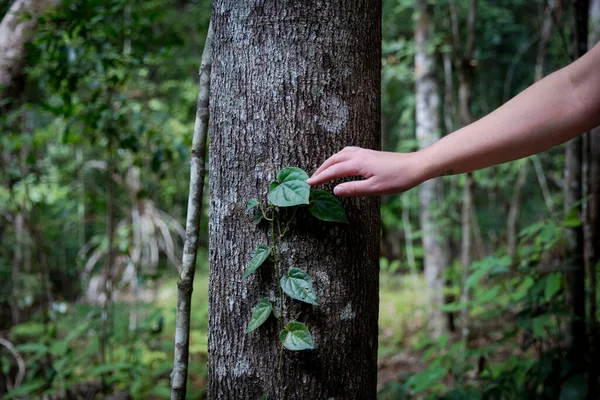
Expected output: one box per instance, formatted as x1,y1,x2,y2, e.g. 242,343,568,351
0,0,597,398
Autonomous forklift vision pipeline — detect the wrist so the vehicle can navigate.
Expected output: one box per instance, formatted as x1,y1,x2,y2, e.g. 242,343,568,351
416,146,441,182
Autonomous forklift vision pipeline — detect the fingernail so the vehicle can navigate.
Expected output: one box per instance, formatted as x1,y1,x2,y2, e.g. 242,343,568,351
334,185,344,195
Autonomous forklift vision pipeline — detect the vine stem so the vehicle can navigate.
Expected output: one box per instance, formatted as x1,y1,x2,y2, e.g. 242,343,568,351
272,212,286,400
279,207,298,238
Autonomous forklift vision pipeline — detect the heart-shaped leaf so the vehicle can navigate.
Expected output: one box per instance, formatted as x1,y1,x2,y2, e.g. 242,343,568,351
247,198,259,210
268,167,310,207
242,244,271,279
280,321,314,350
308,190,348,223
253,208,265,225
280,267,318,305
246,298,273,333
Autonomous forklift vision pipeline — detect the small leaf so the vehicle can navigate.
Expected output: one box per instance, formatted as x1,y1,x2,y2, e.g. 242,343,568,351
280,267,318,305
563,208,582,228
544,272,562,302
246,298,273,333
280,321,315,350
247,198,259,209
243,244,271,279
268,167,310,207
308,190,348,223
253,208,265,225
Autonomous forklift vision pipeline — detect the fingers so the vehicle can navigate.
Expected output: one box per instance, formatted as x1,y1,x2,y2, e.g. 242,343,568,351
307,160,362,186
334,178,377,197
308,147,363,184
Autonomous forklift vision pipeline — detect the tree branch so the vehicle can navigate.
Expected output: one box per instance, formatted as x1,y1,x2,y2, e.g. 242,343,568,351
170,20,213,400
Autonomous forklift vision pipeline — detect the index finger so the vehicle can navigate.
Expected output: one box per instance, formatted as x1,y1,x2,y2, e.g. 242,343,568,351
306,160,361,186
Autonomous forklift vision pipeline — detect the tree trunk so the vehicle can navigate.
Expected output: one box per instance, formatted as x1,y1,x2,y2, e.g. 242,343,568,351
415,0,451,338
0,0,59,99
586,0,599,396
208,2,381,399
450,0,478,339
507,0,555,258
564,0,589,367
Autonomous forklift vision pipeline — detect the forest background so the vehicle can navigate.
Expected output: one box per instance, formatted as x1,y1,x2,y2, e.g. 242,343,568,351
1,0,599,399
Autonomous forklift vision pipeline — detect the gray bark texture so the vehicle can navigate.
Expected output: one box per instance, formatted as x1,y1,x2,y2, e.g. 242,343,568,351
415,0,451,339
0,0,59,98
208,2,381,399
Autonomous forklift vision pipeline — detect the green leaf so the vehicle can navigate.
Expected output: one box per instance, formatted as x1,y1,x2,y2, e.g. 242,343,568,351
90,362,131,376
253,208,265,225
268,167,310,207
280,321,315,350
247,198,259,209
308,190,348,223
2,379,46,399
563,208,582,228
280,267,319,305
544,273,562,302
246,297,273,333
243,244,271,279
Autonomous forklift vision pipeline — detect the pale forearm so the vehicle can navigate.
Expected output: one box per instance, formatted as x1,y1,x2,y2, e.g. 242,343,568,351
421,42,600,180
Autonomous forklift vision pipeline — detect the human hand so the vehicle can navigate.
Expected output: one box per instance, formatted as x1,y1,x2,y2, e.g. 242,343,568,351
306,146,429,197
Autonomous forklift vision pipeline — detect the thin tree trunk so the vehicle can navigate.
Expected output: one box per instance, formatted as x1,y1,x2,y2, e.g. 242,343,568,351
208,2,381,398
460,174,473,336
11,212,23,325
564,0,589,367
170,21,213,400
507,160,529,258
507,1,555,258
450,0,478,339
532,155,555,213
0,0,59,99
443,50,455,135
415,0,451,338
586,1,600,396
402,193,418,286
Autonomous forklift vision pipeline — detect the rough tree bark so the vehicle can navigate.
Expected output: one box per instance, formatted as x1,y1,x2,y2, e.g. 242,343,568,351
171,21,213,400
564,0,588,366
208,1,381,399
0,0,59,99
415,0,451,338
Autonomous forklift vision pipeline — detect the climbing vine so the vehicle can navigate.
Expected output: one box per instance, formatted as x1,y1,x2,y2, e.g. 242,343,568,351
243,167,347,384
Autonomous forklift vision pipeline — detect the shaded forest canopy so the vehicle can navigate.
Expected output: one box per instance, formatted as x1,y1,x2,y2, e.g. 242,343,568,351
0,0,599,399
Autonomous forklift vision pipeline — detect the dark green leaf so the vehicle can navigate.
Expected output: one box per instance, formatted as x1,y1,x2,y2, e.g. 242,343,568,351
247,198,259,210
563,208,581,228
544,273,562,302
246,297,273,333
90,362,131,376
280,267,318,305
280,321,315,350
308,190,348,223
243,244,271,279
268,167,310,207
253,208,265,225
